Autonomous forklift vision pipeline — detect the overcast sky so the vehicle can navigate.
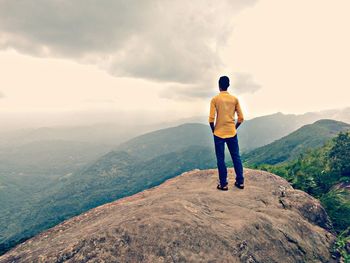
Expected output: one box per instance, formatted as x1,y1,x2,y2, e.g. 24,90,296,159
0,0,349,128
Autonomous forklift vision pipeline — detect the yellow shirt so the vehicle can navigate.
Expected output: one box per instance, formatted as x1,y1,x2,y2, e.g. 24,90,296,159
208,90,244,138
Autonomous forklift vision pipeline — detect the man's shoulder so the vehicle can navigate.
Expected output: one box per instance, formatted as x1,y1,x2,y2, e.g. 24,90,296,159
211,94,219,101
229,93,239,101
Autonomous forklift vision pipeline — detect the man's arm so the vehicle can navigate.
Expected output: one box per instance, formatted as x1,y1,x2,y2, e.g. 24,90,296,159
209,122,215,133
235,99,244,129
208,98,216,133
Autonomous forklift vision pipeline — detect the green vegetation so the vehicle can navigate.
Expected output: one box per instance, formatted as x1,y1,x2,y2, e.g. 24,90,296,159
242,119,350,166
248,132,350,260
333,227,350,262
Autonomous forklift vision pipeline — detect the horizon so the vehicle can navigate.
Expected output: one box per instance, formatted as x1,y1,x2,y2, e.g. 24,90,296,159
0,105,349,133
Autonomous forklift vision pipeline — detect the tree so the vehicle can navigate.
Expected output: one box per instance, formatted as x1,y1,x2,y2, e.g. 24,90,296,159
329,132,350,178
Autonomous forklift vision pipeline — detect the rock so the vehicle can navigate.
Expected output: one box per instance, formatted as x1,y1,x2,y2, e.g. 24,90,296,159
0,168,336,263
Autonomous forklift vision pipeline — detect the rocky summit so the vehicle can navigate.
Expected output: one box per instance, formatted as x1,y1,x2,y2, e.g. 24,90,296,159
0,168,336,263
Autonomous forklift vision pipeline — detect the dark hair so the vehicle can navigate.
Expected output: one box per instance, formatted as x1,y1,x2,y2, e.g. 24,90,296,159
219,76,230,90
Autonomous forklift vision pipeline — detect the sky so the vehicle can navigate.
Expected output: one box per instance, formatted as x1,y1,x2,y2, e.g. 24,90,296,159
0,0,349,129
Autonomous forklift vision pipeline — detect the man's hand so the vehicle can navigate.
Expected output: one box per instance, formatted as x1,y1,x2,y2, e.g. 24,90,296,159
209,122,215,133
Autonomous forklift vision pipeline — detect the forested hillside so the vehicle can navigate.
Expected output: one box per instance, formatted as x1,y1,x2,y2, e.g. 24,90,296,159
242,119,350,165
249,132,350,260
0,145,216,256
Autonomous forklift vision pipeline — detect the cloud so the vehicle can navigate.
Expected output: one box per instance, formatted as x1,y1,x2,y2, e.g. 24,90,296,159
159,72,261,100
231,73,261,94
0,0,257,90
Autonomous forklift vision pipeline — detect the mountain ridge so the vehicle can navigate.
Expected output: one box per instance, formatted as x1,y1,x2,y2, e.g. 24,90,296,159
242,119,350,165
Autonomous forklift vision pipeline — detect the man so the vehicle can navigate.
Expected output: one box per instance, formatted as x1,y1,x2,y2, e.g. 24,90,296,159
209,76,245,191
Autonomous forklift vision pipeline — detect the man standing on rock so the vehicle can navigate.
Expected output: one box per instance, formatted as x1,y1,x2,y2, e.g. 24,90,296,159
209,76,245,191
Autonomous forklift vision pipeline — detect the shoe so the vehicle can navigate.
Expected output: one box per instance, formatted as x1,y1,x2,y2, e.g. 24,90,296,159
217,183,228,191
234,181,244,189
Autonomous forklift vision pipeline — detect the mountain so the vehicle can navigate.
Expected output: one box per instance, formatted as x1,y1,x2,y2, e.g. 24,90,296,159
0,140,113,176
1,106,349,151
176,107,350,125
191,107,350,151
2,109,348,177
115,123,214,161
0,145,217,255
0,168,336,262
237,112,315,152
0,122,175,149
115,108,350,157
114,114,306,157
237,108,350,151
242,119,350,165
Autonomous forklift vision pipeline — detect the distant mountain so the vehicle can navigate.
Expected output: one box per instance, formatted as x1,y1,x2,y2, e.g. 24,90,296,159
113,113,333,162
0,122,176,148
0,169,335,262
3,109,349,181
5,106,340,158
0,140,113,176
113,109,350,159
115,123,214,161
190,107,350,151
189,107,350,126
237,108,350,151
242,119,350,165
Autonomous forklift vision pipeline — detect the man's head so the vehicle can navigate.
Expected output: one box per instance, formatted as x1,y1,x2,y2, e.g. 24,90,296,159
218,76,230,91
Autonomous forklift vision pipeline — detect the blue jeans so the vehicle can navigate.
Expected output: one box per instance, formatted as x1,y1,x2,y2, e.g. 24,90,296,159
213,134,244,186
